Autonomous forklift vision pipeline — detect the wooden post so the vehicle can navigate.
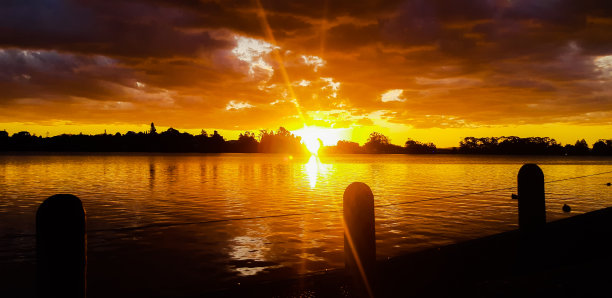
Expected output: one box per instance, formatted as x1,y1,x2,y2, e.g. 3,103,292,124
517,164,546,231
343,182,375,297
36,194,87,298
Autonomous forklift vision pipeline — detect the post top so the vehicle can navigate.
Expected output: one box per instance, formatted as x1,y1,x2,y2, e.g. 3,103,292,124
344,182,373,200
37,194,85,219
518,164,543,178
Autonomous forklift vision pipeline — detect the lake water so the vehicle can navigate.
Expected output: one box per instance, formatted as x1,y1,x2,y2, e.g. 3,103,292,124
1,154,611,296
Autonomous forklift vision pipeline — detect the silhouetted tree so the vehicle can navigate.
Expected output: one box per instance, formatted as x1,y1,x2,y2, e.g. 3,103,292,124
362,132,403,153
573,139,590,155
563,139,590,156
321,140,361,154
238,131,258,152
405,138,437,154
459,136,564,155
592,139,612,155
161,128,179,136
10,131,35,151
0,130,8,150
334,140,362,153
258,127,305,153
150,122,157,135
226,131,258,153
155,127,194,152
2,125,610,156
364,132,389,153
209,130,225,152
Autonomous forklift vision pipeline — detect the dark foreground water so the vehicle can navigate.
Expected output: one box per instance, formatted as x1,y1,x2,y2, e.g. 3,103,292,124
1,154,611,296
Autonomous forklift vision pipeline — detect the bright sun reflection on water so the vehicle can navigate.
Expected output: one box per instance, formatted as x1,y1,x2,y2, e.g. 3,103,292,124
304,137,322,155
305,155,319,188
1,154,611,296
303,155,332,188
229,235,282,276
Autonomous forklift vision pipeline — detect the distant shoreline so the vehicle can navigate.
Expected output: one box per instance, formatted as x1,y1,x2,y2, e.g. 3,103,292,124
2,151,612,157
2,127,611,156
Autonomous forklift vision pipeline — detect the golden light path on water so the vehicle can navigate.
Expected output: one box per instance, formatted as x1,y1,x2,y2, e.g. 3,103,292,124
305,155,328,188
228,155,330,276
1,154,611,297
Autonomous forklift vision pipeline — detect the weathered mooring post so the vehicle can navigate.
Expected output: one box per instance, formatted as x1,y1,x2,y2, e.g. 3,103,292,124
36,194,87,298
517,164,546,231
516,164,546,272
343,182,375,297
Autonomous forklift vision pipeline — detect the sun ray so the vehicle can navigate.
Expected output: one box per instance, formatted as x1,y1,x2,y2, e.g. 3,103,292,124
320,0,328,58
254,0,306,127
342,217,374,298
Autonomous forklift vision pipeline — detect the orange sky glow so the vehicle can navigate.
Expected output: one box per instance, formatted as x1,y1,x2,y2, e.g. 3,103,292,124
0,1,610,147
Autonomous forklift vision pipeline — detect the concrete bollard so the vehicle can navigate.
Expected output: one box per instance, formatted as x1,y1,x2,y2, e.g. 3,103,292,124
517,164,546,231
36,194,87,298
343,182,375,297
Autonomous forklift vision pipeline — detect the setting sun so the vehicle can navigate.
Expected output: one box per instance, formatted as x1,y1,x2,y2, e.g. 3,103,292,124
303,136,322,155
292,126,345,154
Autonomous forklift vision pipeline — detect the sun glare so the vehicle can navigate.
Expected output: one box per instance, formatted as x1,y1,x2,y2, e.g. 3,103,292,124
292,126,345,155
303,136,322,155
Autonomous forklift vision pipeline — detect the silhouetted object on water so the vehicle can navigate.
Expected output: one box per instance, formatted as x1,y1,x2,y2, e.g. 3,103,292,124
563,204,571,213
607,182,611,186
511,194,518,200
342,167,553,297
36,194,86,298
517,164,546,231
343,182,375,297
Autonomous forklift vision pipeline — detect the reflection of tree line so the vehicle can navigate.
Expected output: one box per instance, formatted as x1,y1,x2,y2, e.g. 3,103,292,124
0,123,611,155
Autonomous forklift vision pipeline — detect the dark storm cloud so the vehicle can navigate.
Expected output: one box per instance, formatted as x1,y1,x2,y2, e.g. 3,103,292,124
311,0,612,126
2,0,611,57
0,48,137,101
0,0,229,58
239,0,402,21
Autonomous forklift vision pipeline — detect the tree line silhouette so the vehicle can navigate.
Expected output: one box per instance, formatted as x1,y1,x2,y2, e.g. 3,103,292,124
0,123,306,154
457,136,612,155
0,123,610,155
322,133,437,154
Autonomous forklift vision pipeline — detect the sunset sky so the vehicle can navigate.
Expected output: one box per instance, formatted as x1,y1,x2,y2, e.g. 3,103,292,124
1,0,611,147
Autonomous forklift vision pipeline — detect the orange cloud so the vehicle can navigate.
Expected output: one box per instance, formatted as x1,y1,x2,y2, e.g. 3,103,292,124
0,0,611,147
